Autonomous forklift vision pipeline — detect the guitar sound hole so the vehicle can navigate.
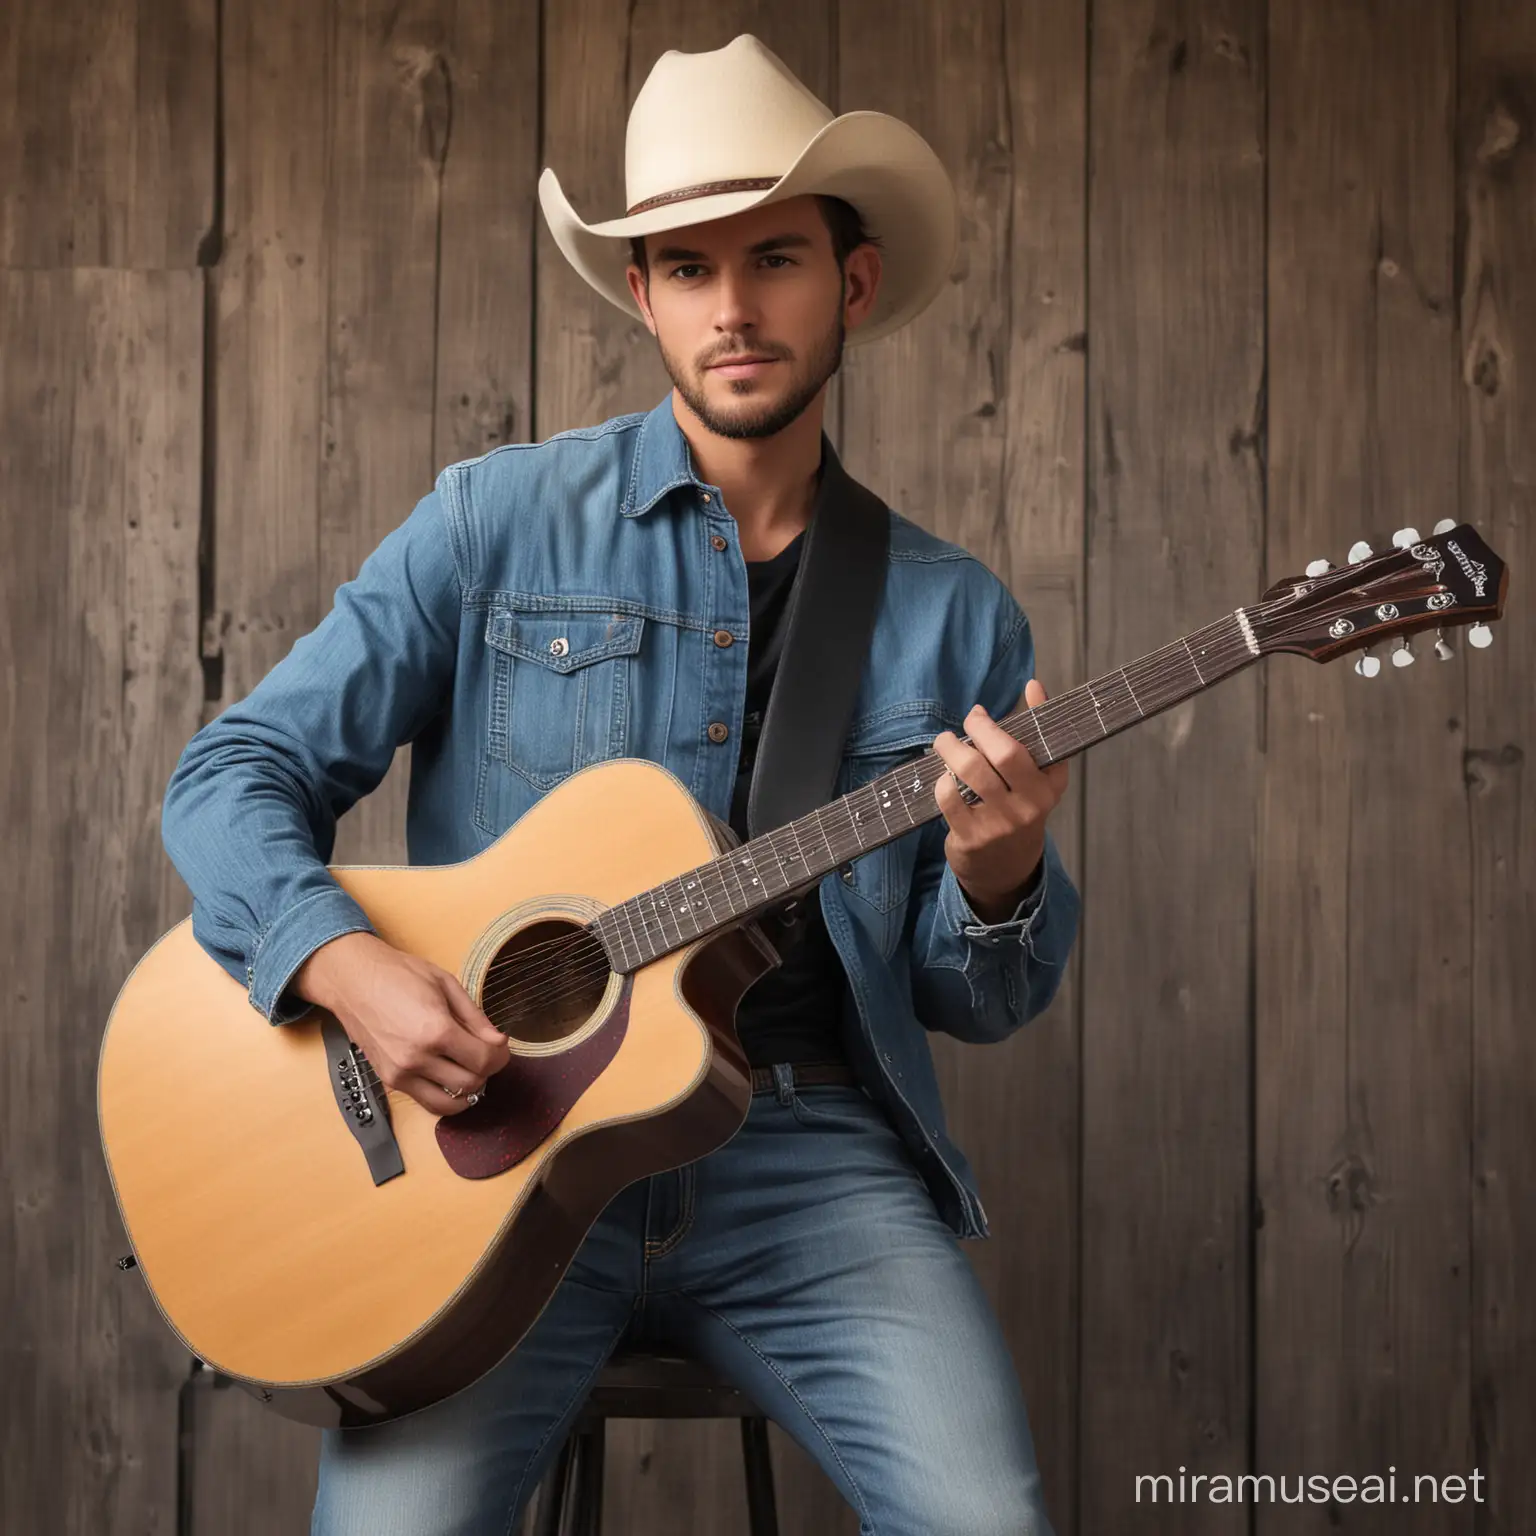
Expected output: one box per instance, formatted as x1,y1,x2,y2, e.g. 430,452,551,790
480,919,611,1046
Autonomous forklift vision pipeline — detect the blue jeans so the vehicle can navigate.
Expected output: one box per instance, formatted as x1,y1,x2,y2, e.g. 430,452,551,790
311,1071,1055,1535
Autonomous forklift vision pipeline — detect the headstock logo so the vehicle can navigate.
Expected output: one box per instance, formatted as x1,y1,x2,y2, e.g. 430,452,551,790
1446,539,1488,598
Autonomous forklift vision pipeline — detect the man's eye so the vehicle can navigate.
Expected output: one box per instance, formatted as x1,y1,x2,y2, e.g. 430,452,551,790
667,256,794,280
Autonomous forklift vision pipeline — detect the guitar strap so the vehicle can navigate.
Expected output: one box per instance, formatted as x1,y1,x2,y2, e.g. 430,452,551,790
745,433,890,854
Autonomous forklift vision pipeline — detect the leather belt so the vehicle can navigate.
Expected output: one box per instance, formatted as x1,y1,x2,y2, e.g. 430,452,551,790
749,1061,859,1095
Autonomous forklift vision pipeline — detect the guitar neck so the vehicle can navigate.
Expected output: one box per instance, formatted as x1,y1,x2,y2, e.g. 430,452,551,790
594,608,1261,971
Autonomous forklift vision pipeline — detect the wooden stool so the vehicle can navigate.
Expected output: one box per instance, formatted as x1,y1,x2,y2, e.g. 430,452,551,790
531,1348,780,1536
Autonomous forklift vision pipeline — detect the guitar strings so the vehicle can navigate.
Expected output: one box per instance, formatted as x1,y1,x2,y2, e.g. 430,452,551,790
472,619,1265,1018
330,593,1375,1074
378,586,1413,1035
471,588,1436,1027
487,614,1252,972
469,619,1265,1022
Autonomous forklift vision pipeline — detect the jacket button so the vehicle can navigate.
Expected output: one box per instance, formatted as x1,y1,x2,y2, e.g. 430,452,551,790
713,629,733,648
710,534,727,551
707,722,729,743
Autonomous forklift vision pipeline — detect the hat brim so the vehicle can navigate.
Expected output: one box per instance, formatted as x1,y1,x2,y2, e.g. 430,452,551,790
539,111,959,348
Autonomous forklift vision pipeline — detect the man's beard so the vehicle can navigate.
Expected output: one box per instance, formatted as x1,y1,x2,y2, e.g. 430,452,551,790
660,303,846,441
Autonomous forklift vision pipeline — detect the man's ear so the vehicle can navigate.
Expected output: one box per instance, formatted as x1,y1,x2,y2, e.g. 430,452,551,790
841,243,882,335
625,263,657,335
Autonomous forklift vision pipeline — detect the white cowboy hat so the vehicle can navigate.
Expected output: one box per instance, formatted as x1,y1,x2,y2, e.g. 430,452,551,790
538,34,959,347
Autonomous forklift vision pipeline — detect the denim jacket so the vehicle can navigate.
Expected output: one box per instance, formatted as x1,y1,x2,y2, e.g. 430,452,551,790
161,393,1080,1239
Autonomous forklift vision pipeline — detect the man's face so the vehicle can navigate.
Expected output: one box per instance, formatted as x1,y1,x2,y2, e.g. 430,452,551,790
625,194,880,441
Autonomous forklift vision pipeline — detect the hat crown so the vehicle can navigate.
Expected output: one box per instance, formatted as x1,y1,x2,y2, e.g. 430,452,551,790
625,36,833,211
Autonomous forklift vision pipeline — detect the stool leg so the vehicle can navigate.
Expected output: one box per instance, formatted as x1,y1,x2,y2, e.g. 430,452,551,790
739,1415,780,1536
571,1421,605,1535
533,1433,577,1536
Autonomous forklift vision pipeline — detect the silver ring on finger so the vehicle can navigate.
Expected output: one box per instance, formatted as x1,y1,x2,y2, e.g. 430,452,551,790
443,1085,463,1099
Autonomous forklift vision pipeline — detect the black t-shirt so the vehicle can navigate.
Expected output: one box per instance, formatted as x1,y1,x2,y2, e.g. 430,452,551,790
727,530,850,1067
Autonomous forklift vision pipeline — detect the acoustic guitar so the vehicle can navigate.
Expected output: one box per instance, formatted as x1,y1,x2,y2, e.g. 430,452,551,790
97,521,1507,1427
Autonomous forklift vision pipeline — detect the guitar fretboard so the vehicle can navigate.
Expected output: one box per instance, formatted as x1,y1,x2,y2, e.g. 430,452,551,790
593,608,1261,971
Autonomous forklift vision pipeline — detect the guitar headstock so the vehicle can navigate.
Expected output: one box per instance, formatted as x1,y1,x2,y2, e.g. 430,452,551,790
1252,520,1508,674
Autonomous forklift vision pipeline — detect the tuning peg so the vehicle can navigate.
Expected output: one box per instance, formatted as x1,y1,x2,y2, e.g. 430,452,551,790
1392,527,1421,548
1347,540,1374,563
1305,557,1333,577
1468,623,1494,649
1391,637,1416,667
1433,629,1455,661
1433,519,1456,535
1354,648,1382,678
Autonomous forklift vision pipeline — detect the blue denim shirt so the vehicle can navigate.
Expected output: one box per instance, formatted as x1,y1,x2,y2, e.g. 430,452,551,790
162,393,1080,1239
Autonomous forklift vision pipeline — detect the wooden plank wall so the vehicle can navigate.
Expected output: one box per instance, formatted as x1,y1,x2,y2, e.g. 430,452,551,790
1462,4,1536,1533
1,5,214,1533
0,2,1532,1533
1260,10,1470,1536
836,7,1088,1531
1,267,206,1535
1082,6,1264,1532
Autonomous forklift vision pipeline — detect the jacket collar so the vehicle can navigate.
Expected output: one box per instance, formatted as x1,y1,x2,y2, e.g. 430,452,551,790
622,395,707,517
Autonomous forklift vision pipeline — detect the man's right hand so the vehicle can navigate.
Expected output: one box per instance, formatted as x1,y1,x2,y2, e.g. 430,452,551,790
293,931,509,1116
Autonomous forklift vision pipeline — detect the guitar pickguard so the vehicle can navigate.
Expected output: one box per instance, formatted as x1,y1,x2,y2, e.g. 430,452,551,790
435,974,634,1179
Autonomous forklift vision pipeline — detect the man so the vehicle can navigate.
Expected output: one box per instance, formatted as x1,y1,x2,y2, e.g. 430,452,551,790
162,34,1079,1536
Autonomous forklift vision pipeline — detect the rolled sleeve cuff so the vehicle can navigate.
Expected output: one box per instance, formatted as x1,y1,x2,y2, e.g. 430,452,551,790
946,855,1048,948
247,886,377,1024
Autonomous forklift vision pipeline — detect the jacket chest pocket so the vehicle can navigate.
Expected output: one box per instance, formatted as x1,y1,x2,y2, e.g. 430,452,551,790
484,605,645,793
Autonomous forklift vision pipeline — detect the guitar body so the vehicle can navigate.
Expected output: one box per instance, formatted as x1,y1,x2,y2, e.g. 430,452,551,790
97,758,774,1427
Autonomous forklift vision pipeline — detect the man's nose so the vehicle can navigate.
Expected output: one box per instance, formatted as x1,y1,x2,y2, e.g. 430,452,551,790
712,268,763,333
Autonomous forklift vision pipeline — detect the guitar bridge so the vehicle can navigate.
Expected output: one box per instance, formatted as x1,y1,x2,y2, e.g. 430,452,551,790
320,1013,404,1186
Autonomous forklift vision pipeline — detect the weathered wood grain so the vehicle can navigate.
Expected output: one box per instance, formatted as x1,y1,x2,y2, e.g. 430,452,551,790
0,267,203,1534
1461,2,1536,1531
837,1,1087,1530
1082,2,1265,1530
0,0,214,268
319,0,449,866
210,0,332,728
1259,5,1471,1532
433,0,540,467
187,1369,319,1533
535,0,666,441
